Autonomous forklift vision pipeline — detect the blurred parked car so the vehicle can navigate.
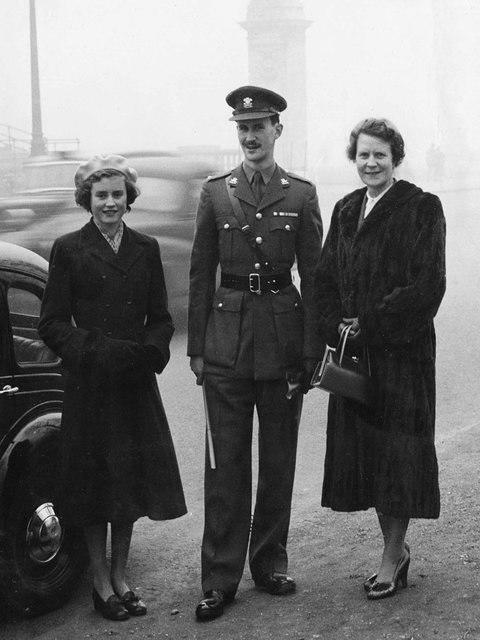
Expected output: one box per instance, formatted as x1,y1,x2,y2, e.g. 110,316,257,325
0,152,218,326
0,241,87,616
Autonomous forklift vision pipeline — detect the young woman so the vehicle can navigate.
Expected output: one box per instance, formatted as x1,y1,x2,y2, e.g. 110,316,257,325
39,155,186,620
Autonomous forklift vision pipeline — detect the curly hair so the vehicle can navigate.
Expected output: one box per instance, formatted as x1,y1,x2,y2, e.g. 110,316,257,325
346,118,405,167
75,168,140,212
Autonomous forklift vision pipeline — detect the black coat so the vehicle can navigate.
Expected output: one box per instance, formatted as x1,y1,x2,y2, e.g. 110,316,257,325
188,164,323,379
315,180,446,518
39,220,187,526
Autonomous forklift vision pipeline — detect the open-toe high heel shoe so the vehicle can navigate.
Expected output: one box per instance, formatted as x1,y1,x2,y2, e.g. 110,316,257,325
366,543,410,600
92,589,130,620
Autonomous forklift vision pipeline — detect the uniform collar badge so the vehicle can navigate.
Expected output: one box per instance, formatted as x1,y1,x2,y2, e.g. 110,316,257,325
243,97,253,108
281,178,290,187
229,176,238,186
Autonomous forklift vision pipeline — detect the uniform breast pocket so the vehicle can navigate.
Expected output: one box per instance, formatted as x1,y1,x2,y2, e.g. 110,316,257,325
216,217,242,258
268,215,299,262
204,288,243,369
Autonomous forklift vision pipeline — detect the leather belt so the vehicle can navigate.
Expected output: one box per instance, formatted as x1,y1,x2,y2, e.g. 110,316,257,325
220,271,292,295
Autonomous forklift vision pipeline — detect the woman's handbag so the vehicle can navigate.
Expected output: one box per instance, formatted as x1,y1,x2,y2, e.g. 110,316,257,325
311,325,373,406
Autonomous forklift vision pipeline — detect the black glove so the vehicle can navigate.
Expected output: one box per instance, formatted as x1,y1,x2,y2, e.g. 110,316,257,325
300,357,318,394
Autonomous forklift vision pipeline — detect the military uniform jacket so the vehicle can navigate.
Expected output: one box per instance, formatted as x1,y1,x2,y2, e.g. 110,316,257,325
188,164,323,380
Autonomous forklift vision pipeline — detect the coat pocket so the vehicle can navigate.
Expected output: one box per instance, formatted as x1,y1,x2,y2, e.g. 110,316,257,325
271,288,304,365
204,288,244,368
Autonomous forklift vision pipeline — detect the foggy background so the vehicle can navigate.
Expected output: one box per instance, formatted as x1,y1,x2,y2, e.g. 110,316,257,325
1,0,479,190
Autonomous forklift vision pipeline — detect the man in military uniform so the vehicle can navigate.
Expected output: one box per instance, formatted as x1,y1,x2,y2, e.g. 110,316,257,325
188,86,323,621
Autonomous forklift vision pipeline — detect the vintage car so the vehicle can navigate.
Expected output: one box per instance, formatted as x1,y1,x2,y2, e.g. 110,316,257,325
0,241,87,616
0,152,218,327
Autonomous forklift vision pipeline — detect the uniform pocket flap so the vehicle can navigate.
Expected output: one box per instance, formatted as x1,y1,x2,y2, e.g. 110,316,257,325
212,288,243,312
216,217,242,231
269,216,298,232
271,291,302,314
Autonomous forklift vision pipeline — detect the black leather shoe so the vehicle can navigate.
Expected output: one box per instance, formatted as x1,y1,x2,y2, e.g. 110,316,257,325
195,589,234,622
254,573,296,595
119,590,147,616
92,589,129,621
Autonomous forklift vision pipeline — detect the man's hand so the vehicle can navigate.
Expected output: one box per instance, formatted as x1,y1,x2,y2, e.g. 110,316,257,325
338,316,361,339
190,356,205,385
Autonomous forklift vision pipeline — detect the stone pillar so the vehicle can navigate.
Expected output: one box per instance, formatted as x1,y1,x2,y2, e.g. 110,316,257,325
241,0,312,173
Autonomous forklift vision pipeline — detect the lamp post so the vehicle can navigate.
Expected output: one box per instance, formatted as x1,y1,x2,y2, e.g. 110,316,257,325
29,0,46,156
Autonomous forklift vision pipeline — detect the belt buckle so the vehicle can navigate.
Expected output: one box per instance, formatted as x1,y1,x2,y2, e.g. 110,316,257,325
249,273,261,294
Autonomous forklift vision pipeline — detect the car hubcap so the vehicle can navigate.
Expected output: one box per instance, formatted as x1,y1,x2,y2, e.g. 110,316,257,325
25,502,63,563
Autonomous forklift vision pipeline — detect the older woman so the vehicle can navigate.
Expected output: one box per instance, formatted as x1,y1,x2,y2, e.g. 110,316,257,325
315,119,446,599
39,155,186,620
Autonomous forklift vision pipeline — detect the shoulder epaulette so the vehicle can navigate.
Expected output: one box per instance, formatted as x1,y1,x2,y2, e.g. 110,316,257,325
206,170,232,182
286,172,314,186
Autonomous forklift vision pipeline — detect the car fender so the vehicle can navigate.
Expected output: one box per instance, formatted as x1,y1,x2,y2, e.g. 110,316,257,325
0,405,62,529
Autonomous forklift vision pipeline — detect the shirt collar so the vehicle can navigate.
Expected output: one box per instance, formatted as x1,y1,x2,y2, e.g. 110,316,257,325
242,161,277,185
366,179,395,205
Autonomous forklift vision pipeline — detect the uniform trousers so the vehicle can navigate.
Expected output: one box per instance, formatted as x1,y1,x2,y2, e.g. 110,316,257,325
201,373,303,596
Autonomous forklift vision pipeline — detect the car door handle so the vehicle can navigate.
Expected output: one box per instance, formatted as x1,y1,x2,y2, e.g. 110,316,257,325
0,385,19,396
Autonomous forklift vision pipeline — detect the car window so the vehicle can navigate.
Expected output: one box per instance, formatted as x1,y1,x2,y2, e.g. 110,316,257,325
7,287,58,365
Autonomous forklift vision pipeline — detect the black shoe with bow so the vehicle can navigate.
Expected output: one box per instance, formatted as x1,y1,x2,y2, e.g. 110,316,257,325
119,590,147,616
92,589,129,621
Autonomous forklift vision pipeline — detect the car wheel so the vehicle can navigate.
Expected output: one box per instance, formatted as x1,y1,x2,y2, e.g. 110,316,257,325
0,481,88,617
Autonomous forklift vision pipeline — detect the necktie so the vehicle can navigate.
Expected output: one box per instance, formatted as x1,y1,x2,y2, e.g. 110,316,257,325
252,171,264,204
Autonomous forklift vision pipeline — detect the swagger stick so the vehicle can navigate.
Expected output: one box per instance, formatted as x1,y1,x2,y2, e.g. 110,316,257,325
202,383,216,470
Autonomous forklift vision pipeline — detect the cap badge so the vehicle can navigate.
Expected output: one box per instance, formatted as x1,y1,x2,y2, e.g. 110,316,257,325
243,97,253,109
281,178,290,187
229,177,238,186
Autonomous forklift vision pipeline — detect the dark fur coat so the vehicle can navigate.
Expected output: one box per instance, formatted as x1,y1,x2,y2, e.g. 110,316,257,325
315,180,446,518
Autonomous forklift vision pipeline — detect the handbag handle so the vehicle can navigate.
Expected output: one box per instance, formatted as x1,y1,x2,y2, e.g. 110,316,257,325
338,323,372,376
338,324,352,365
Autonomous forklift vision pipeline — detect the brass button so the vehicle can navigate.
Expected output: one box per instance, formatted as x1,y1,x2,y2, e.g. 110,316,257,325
223,223,230,229
254,262,261,270
218,302,223,308
256,212,262,220
273,211,278,216
255,236,263,244
285,224,291,231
